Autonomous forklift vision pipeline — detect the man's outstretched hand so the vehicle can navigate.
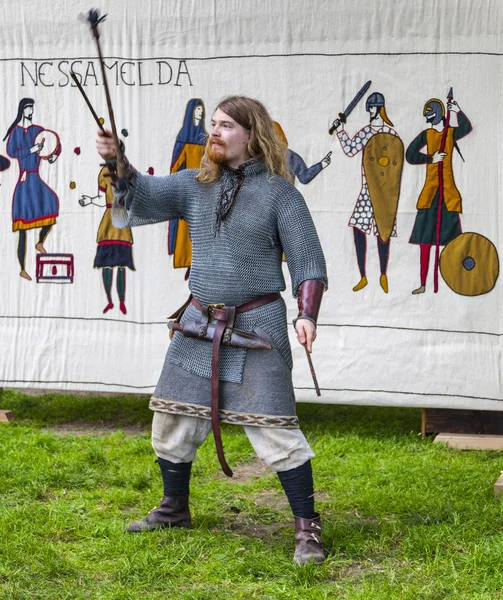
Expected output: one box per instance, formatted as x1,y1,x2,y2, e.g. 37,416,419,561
96,129,116,160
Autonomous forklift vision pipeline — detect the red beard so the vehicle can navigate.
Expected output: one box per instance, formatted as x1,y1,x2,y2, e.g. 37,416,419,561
207,141,226,164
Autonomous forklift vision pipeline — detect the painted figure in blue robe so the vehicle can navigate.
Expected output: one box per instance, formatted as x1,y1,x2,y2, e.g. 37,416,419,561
272,122,331,263
273,122,331,184
168,98,207,269
4,98,61,281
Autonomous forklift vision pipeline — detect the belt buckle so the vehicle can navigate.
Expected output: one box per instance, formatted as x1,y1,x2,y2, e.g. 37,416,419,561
207,303,225,320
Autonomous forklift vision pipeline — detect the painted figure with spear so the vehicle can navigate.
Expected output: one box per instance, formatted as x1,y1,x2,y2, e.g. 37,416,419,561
78,9,328,566
406,89,472,294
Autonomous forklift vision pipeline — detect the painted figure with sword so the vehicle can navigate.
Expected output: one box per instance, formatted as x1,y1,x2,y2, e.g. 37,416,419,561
330,82,404,294
82,10,328,566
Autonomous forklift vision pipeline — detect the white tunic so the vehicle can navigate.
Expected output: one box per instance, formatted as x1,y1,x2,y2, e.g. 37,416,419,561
337,124,399,237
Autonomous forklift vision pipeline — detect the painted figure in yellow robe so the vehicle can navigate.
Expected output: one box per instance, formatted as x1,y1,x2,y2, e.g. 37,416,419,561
79,166,135,314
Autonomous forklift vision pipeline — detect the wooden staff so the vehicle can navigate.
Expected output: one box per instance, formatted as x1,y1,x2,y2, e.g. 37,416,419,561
82,9,125,177
70,71,105,133
305,347,321,397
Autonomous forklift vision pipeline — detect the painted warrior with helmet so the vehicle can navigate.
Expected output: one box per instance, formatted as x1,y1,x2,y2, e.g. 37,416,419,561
406,96,472,294
333,92,403,294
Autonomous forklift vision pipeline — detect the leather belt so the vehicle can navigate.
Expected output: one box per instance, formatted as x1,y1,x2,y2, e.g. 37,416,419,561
191,293,281,316
178,292,280,477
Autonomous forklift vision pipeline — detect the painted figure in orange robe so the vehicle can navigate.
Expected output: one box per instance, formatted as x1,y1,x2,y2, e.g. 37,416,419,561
407,98,472,294
168,99,207,272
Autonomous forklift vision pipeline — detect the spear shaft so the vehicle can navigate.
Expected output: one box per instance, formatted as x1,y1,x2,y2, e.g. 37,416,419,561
433,88,453,293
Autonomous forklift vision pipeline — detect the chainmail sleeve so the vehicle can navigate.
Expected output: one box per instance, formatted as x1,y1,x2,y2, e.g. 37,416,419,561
274,181,328,297
112,169,197,228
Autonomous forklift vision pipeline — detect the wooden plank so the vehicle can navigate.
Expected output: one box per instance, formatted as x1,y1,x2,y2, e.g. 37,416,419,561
423,408,503,436
421,408,427,437
494,473,503,498
0,410,14,423
434,433,503,450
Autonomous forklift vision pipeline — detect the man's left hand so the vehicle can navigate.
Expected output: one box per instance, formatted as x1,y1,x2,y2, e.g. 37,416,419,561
295,318,317,353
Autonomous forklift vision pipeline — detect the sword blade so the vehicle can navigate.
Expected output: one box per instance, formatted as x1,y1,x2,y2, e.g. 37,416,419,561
343,80,372,119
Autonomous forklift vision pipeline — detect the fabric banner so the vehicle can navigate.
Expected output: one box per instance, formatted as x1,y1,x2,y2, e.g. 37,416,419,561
0,0,501,410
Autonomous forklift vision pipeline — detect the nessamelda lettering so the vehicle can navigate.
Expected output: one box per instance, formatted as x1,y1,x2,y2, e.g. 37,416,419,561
20,59,193,88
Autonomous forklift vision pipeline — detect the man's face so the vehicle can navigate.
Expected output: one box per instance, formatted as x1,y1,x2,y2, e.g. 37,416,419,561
424,102,443,126
193,105,203,124
368,105,379,121
23,105,34,120
424,109,440,125
208,108,250,168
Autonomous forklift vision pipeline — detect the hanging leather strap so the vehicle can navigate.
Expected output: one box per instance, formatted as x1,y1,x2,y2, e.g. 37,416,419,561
167,294,193,340
210,305,236,477
192,293,280,477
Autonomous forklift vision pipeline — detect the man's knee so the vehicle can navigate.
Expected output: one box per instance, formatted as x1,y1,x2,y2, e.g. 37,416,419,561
151,411,212,463
244,426,315,472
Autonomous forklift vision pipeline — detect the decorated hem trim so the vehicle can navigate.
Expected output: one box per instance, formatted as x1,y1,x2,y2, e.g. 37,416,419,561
97,240,133,247
149,397,299,429
13,217,57,231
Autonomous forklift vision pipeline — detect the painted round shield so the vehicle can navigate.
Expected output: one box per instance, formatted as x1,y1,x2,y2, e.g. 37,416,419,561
363,132,404,243
34,129,60,159
440,232,499,296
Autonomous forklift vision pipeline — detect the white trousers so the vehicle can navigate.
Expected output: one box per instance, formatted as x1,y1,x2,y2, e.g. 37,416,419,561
151,411,314,473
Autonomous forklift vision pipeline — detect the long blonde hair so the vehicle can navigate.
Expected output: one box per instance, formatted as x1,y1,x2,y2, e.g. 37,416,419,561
196,96,290,184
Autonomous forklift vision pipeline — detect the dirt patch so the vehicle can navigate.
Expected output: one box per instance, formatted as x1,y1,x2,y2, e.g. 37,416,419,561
228,516,290,544
324,562,369,580
316,490,330,503
45,422,149,436
338,563,369,578
221,456,271,483
254,488,289,511
325,558,395,581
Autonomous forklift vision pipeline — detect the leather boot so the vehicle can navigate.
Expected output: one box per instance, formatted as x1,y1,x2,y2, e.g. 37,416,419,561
293,513,325,565
127,495,191,533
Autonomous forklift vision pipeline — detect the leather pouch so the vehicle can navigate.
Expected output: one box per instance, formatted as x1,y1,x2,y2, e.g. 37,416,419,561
168,319,272,351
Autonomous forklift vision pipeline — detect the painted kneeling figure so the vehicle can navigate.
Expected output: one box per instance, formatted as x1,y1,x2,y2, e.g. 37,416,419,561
96,96,328,565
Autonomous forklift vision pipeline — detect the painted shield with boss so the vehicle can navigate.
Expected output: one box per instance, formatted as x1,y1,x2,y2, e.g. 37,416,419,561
363,133,404,243
440,232,499,296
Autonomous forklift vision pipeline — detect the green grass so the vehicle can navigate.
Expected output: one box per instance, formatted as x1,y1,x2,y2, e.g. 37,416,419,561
1,389,503,599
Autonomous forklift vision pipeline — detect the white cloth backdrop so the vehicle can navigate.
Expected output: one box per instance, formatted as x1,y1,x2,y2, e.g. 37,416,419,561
0,0,502,410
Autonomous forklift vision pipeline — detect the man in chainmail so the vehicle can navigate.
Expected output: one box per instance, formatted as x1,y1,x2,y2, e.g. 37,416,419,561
97,96,328,565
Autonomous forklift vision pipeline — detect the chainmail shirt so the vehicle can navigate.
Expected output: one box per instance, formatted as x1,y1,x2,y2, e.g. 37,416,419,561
113,158,327,383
